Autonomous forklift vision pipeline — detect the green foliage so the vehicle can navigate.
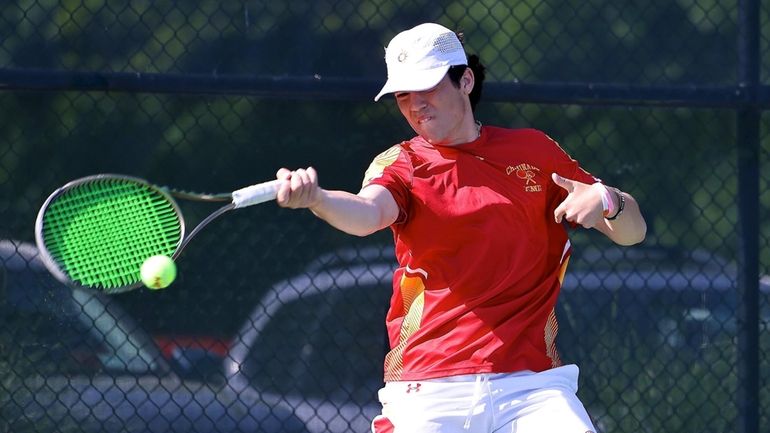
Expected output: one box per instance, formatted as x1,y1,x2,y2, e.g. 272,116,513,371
0,1,767,432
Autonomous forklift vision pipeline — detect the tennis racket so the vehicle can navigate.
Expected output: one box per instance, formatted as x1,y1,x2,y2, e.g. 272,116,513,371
34,174,281,294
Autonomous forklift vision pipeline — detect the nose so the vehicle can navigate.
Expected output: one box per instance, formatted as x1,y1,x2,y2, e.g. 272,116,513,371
409,92,428,111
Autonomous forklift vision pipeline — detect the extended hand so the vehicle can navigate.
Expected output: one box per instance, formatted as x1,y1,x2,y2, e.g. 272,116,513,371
552,173,606,228
276,167,322,209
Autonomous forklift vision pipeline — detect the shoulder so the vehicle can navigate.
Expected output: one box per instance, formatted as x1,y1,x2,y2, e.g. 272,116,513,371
371,143,405,165
363,142,415,186
371,136,428,159
487,126,557,144
484,127,566,155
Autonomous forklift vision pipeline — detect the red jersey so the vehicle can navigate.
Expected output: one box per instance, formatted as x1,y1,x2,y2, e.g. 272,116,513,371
362,126,599,382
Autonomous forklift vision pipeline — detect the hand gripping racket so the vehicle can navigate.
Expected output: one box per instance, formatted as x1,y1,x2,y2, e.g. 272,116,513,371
35,174,281,294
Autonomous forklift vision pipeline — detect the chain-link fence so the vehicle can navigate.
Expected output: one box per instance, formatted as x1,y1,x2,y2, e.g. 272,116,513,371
1,1,768,433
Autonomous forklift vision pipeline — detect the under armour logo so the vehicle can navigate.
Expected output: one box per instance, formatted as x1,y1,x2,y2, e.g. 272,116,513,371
405,383,421,393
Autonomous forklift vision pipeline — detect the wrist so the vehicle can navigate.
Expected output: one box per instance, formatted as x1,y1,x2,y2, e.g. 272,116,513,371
605,187,625,220
596,183,615,217
307,188,326,212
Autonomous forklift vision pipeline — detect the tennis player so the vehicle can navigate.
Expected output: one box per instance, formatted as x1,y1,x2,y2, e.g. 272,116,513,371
275,22,646,433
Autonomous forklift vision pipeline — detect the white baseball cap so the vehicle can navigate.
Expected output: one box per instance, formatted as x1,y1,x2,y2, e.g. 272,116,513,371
374,23,468,101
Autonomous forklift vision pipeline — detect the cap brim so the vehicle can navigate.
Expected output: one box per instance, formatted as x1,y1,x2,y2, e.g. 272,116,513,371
374,66,451,101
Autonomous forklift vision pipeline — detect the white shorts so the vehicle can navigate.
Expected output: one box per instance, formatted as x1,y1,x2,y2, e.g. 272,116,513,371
371,364,597,433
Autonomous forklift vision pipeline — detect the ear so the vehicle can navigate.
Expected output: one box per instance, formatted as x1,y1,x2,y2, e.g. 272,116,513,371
462,68,475,94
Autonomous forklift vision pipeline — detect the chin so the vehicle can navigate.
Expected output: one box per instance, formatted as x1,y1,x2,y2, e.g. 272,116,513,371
421,135,442,145
416,128,442,144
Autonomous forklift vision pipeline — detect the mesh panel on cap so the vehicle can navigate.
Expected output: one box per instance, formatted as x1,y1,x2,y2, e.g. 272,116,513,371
433,32,462,53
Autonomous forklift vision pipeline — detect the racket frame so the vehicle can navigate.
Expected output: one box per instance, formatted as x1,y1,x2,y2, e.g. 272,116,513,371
35,174,188,292
35,173,279,293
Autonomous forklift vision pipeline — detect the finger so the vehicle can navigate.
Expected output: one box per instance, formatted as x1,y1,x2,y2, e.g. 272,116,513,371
293,168,312,203
276,168,292,180
276,179,292,206
554,202,567,223
304,167,318,203
296,168,311,184
306,166,318,185
551,173,575,193
305,167,319,204
574,214,591,229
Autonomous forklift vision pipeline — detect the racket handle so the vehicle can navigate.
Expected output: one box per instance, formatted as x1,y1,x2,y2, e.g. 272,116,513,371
232,180,282,208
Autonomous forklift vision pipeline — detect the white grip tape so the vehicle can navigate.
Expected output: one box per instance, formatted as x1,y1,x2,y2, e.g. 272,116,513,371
232,180,282,208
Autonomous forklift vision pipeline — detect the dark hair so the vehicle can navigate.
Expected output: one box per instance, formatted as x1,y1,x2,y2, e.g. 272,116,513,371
448,56,485,112
447,32,486,112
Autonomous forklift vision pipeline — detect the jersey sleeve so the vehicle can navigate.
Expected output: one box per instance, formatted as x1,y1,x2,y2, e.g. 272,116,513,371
361,144,412,224
540,132,601,211
544,133,599,184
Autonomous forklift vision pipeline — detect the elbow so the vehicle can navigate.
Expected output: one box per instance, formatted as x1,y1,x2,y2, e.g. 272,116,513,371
616,221,647,246
347,205,394,237
342,217,390,237
617,235,645,246
347,219,391,237
347,228,379,237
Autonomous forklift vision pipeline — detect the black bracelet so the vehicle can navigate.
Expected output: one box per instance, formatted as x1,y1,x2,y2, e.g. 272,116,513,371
605,188,625,220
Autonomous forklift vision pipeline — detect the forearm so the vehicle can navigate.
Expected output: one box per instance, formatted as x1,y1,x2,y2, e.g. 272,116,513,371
310,188,395,237
274,167,398,237
552,174,646,245
598,191,647,245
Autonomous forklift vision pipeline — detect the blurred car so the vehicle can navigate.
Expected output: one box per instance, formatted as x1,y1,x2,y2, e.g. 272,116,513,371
225,245,394,433
0,239,308,433
224,242,770,433
559,244,770,351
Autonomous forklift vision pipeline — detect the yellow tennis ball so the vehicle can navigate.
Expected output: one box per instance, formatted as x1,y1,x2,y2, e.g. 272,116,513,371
140,255,177,290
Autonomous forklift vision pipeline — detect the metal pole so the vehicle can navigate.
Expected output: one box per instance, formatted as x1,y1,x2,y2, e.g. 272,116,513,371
0,68,756,107
736,1,760,433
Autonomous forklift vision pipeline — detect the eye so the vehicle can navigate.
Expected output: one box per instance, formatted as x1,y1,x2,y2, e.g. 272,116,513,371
395,92,409,99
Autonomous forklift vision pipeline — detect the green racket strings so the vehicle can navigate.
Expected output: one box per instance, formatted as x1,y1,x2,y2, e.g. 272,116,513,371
42,179,181,291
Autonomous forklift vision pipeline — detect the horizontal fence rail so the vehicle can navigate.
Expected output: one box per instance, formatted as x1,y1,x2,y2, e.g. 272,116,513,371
1,68,768,108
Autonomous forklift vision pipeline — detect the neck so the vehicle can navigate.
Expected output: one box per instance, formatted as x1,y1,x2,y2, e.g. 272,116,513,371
437,119,480,147
455,119,481,145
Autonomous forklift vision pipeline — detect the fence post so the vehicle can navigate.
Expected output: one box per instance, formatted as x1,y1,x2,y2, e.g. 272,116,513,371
736,1,760,433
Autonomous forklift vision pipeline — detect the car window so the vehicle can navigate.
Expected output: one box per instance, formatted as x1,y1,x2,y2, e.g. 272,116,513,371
1,240,168,377
558,245,763,355
228,245,396,407
243,283,389,403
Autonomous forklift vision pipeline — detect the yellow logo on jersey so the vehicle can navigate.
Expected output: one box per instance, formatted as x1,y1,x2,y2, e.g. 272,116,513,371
507,163,542,192
362,145,402,188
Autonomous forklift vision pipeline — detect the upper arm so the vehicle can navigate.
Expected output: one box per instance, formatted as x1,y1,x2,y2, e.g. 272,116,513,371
358,184,400,230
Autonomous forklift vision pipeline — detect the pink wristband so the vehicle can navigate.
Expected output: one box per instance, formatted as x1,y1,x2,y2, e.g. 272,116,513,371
598,183,615,217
